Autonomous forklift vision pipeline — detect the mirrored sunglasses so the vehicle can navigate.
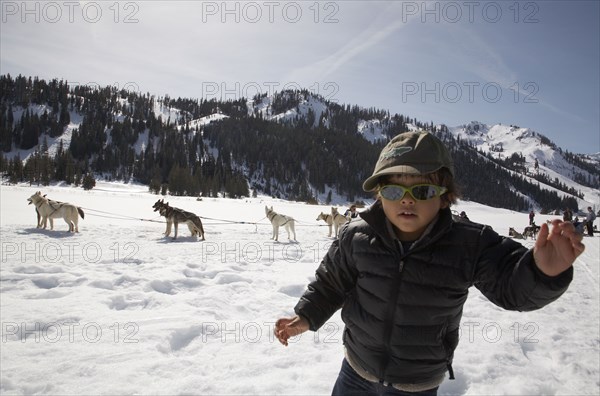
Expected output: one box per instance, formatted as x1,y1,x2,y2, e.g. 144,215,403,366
378,184,448,201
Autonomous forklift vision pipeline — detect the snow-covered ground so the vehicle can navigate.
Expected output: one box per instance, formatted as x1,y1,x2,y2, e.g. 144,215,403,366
1,182,598,395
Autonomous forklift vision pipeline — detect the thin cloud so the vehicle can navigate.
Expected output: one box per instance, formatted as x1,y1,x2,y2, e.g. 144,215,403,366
287,4,415,81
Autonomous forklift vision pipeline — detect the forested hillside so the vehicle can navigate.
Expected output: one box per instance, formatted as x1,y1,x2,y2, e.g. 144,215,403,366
1,74,597,212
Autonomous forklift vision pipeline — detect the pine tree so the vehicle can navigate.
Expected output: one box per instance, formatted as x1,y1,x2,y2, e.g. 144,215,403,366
75,169,82,186
82,173,96,190
40,137,51,185
65,156,75,185
0,153,6,174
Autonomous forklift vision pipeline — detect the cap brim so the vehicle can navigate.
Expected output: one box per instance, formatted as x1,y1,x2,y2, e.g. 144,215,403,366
362,165,427,192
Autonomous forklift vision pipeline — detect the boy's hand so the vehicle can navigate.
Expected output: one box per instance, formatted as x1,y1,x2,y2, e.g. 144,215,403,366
274,315,309,346
533,220,585,277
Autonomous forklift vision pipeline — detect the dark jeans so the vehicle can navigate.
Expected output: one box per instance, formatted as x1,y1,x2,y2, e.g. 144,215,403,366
331,359,439,396
586,221,594,236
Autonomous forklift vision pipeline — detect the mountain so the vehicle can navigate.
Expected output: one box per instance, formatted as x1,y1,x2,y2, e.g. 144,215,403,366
0,74,598,213
445,121,599,211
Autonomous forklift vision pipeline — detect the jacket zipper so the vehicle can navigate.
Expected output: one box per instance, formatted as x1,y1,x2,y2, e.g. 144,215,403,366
380,239,405,380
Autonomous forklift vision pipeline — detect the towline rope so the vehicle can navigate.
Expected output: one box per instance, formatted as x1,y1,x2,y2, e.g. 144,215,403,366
81,207,337,228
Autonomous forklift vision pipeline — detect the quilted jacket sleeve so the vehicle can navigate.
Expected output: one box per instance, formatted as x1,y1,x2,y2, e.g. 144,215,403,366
294,226,358,331
473,226,573,311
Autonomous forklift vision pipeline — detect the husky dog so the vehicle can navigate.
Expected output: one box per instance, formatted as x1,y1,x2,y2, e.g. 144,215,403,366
316,207,349,238
265,206,296,242
508,227,524,239
152,199,205,240
27,193,62,228
27,191,84,232
522,224,540,239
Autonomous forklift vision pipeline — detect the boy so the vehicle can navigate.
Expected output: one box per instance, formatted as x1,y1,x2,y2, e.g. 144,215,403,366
275,131,584,395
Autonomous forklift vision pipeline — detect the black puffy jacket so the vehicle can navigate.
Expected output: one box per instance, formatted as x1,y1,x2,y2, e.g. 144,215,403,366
294,201,573,384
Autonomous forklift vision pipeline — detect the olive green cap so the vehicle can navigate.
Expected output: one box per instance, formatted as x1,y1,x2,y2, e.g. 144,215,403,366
362,131,454,192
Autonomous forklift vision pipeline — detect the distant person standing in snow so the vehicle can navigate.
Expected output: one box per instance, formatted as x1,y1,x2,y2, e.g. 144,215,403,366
275,131,584,395
529,210,535,225
344,205,359,219
563,208,573,222
585,207,596,237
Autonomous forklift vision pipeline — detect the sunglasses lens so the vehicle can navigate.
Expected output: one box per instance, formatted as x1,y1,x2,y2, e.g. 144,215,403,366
380,185,446,201
380,186,406,200
410,185,436,200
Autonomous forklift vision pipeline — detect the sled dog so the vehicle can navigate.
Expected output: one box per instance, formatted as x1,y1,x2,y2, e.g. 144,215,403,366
265,206,296,241
509,225,539,240
522,224,540,239
316,207,349,238
508,227,524,240
152,199,205,240
27,191,84,232
27,193,63,228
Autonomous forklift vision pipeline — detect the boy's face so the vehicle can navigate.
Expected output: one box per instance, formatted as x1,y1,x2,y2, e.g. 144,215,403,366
379,174,446,241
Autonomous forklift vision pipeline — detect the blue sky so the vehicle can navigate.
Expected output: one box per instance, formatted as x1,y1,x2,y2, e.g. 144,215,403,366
1,1,598,153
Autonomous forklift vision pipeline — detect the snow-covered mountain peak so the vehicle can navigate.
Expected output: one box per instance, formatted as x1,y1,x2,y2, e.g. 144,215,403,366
463,120,489,135
357,119,388,143
246,90,328,128
449,122,543,155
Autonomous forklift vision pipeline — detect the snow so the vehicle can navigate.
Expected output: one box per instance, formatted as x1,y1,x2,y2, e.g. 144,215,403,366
448,122,600,209
186,113,229,130
1,182,599,395
357,119,388,143
153,101,187,126
247,92,328,128
7,107,83,163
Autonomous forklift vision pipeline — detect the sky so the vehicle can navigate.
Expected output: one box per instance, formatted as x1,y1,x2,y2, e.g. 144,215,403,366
0,0,599,154
0,181,598,395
